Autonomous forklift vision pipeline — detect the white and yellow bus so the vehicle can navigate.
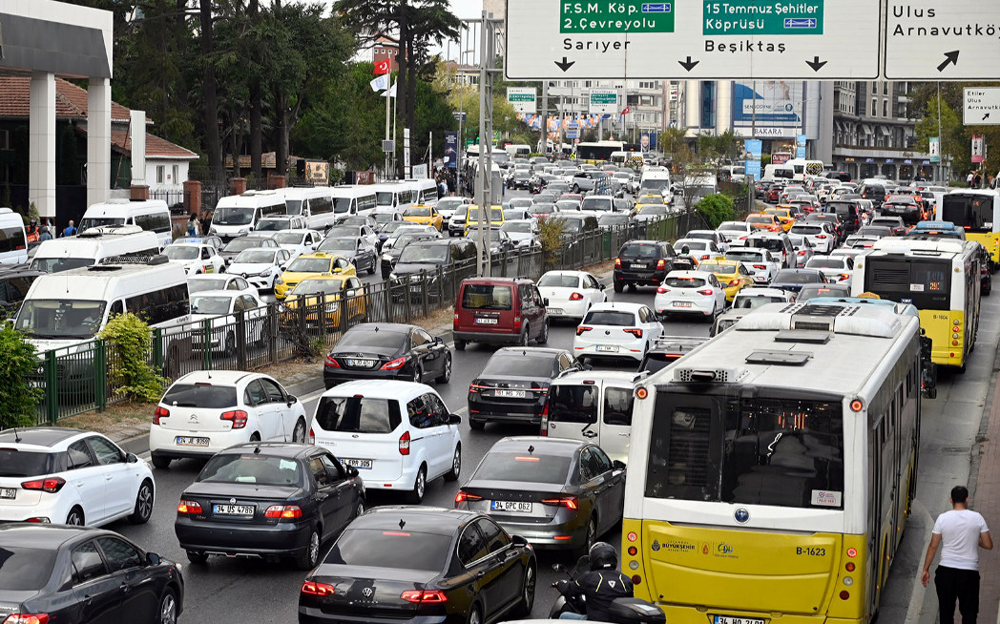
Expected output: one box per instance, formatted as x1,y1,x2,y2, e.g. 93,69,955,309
853,238,981,372
940,188,1000,269
622,302,922,624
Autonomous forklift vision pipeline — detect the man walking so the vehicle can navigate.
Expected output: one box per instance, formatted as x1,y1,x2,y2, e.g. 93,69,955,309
62,220,77,237
921,485,993,623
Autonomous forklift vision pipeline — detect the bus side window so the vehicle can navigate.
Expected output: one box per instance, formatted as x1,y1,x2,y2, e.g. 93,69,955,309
109,300,124,318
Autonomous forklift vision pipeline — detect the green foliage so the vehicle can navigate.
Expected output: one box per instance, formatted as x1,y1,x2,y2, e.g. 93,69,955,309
696,194,735,229
99,313,165,403
538,218,566,269
0,326,42,427
915,97,963,171
659,127,688,157
28,202,39,223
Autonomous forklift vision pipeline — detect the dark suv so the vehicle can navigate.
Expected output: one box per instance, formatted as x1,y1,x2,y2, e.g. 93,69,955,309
824,200,862,236
613,240,676,292
859,183,886,208
390,239,477,300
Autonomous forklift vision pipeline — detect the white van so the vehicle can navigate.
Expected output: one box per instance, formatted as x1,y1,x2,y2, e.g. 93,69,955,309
13,257,190,352
505,144,531,159
78,199,173,249
283,187,337,231
638,169,672,197
210,190,287,241
372,182,418,213
405,179,440,207
762,163,795,182
330,185,378,219
541,370,647,464
785,158,826,182
29,226,160,273
0,208,28,265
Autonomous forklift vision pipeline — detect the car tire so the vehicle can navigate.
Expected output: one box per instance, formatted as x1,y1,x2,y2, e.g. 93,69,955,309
444,445,462,482
454,340,467,351
469,418,486,431
368,259,376,275
292,417,307,443
518,328,529,347
158,588,179,624
410,363,423,383
152,455,171,470
66,506,85,526
467,603,483,624
515,563,536,617
406,466,427,504
436,353,452,383
186,550,208,565
537,320,549,344
576,517,597,559
127,479,155,525
613,281,624,293
297,527,322,570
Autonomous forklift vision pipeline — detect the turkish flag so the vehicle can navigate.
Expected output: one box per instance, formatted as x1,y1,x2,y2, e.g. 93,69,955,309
621,106,630,115
373,60,390,75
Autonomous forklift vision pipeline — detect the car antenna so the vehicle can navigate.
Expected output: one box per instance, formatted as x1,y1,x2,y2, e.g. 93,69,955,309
527,445,534,455
12,427,21,443
254,445,261,454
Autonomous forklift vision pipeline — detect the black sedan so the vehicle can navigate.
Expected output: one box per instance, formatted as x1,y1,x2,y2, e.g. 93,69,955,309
467,347,580,430
0,524,183,624
175,442,365,570
323,323,452,388
771,268,827,295
455,437,625,554
315,236,378,275
299,506,536,624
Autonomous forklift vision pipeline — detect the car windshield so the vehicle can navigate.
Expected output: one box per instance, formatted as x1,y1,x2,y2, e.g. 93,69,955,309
530,204,555,214
291,279,343,296
78,216,126,232
675,240,708,251
726,251,763,262
437,199,465,211
538,273,580,288
665,276,707,288
483,354,554,377
641,206,667,215
381,222,410,235
583,310,636,326
255,219,290,231
188,278,230,293
473,451,572,484
747,216,773,225
287,257,333,273
272,232,305,245
319,238,356,253
620,244,660,259
29,256,93,273
791,226,822,235
599,215,629,226
698,263,732,274
337,328,406,351
748,239,784,253
164,246,200,260
807,258,847,269
224,238,265,253
325,528,452,572
234,250,277,264
799,285,852,300
0,450,58,477
556,218,584,234
162,383,237,408
468,208,503,222
503,221,533,234
15,299,106,339
0,547,57,591
199,453,303,487
333,197,354,214
314,396,401,434
190,295,233,315
581,197,612,211
392,234,432,249
734,295,786,309
403,208,431,217
776,271,821,284
212,207,255,226
462,284,512,310
398,242,449,263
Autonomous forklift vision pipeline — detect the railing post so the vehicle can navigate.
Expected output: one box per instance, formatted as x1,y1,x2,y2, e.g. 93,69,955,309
421,270,429,318
339,292,348,334
319,293,327,336
152,327,163,374
45,350,58,425
95,340,107,412
202,318,213,370
235,310,247,370
268,302,278,365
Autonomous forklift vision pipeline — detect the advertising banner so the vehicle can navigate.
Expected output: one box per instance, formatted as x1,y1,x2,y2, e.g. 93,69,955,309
796,134,807,159
929,137,941,163
972,135,985,164
444,132,458,169
732,81,804,129
744,139,763,180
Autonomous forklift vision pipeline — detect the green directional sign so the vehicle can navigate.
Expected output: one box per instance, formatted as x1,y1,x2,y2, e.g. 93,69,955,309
703,0,824,35
561,0,675,34
508,94,534,102
591,92,617,105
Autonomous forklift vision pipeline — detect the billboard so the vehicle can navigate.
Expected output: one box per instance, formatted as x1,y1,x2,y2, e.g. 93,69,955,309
929,137,941,163
732,81,804,129
744,139,762,179
444,132,458,169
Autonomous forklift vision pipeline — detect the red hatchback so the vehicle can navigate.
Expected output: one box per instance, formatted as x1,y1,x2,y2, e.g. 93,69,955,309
453,277,549,350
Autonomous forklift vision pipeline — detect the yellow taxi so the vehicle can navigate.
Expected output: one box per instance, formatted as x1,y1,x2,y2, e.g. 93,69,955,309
635,194,665,211
280,276,367,330
402,205,443,231
762,207,795,231
746,213,783,233
464,206,505,233
696,259,755,302
273,252,357,299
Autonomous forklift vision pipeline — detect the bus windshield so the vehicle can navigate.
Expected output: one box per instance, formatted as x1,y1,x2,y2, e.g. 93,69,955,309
15,299,107,339
645,392,844,509
213,207,254,226
79,217,125,232
942,194,994,233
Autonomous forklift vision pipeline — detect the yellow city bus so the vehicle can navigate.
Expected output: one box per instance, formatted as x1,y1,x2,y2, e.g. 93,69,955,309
621,302,922,624
853,238,981,372
940,189,1000,269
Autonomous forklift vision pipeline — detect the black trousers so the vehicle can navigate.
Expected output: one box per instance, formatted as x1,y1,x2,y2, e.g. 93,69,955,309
935,565,980,624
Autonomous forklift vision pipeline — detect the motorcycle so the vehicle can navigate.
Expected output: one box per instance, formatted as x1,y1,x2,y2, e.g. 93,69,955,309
549,556,665,624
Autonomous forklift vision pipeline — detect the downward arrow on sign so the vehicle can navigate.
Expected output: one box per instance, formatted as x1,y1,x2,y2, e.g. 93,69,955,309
805,56,828,72
678,56,699,72
554,57,575,72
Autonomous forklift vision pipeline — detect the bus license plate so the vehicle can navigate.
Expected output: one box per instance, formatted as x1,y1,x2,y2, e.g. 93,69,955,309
713,617,764,624
491,501,532,513
341,458,373,470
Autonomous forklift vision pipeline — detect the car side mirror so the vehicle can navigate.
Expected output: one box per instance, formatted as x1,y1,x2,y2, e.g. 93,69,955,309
125,452,138,463
613,460,626,471
333,267,342,273
543,298,550,307
449,413,463,425
345,465,360,478
511,534,529,548
436,336,444,345
286,395,298,406
146,552,161,566
599,283,606,290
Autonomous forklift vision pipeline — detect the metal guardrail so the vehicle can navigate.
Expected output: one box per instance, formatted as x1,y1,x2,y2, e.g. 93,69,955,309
31,217,680,424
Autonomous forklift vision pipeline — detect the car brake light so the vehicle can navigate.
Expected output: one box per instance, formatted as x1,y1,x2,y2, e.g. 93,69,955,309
399,431,410,455
221,410,248,429
324,354,340,368
541,497,578,510
816,234,827,239
308,428,315,445
697,288,714,296
381,357,406,370
539,400,549,435
264,505,303,519
839,273,851,281
2,615,49,624
153,406,169,425
656,258,666,269
797,250,806,255
728,279,740,286
623,328,643,339
177,500,202,514
301,580,336,597
401,590,448,604
576,326,592,336
753,264,767,270
455,491,483,504
656,286,668,294
614,257,621,268
569,292,584,300
21,477,65,493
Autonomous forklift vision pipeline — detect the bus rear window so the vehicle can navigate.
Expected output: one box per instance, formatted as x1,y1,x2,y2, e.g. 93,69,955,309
864,257,951,310
645,393,844,509
942,195,993,233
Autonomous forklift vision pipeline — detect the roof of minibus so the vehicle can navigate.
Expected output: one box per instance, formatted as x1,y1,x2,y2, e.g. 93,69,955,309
215,190,287,208
282,187,332,199
25,263,185,301
82,199,168,217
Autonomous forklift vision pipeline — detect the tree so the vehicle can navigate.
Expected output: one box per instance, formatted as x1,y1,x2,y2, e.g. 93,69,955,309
915,96,963,174
0,326,42,428
200,0,224,183
659,127,687,157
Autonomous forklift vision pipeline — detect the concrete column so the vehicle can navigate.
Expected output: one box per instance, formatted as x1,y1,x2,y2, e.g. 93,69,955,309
685,80,700,131
716,80,733,133
130,110,147,186
230,178,247,195
87,77,112,208
29,71,56,219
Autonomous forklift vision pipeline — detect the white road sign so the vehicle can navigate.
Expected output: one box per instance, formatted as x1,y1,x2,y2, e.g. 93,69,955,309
964,88,1000,126
884,2,1000,80
507,87,537,113
505,0,880,80
589,89,619,114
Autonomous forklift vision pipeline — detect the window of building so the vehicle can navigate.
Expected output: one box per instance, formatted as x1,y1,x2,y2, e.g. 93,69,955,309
883,82,889,95
0,129,9,151
883,100,888,117
871,98,877,117
872,81,878,93
172,165,179,184
156,165,164,184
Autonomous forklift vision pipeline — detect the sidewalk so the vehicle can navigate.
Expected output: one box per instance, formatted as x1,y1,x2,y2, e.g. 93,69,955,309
972,344,1000,624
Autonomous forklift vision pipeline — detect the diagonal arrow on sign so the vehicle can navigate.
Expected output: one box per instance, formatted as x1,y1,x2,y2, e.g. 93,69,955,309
937,50,959,72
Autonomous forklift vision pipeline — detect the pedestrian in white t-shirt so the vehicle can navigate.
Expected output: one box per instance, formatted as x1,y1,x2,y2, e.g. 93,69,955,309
921,485,993,624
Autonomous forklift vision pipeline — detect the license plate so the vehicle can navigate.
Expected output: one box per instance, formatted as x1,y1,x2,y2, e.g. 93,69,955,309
176,436,210,447
673,301,693,307
491,500,533,513
475,317,499,325
213,504,255,516
496,389,526,399
713,617,765,624
596,345,619,352
631,263,647,269
0,488,15,500
547,308,564,314
341,458,373,470
347,359,376,367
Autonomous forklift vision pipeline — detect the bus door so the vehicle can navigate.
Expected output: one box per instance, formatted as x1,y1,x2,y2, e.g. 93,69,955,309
598,383,634,465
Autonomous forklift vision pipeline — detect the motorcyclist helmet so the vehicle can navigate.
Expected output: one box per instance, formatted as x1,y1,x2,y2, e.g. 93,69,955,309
589,542,618,570
680,244,690,255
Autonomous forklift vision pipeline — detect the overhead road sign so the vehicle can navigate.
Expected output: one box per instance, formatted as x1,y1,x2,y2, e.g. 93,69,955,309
884,1,1000,80
505,0,880,80
507,87,537,113
964,88,1000,126
589,89,619,115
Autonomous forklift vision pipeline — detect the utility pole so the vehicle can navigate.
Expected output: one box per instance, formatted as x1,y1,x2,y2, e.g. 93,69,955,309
541,80,549,155
471,11,503,277
937,81,943,183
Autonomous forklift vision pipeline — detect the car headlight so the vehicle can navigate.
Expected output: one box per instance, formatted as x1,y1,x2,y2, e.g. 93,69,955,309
239,228,250,234
276,278,284,285
260,268,271,276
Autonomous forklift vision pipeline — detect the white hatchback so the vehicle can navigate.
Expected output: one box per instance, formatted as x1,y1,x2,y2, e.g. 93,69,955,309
163,242,226,275
309,380,462,503
805,255,855,287
225,247,291,290
654,270,727,319
0,428,154,527
572,302,663,362
150,370,309,469
725,248,782,284
537,270,608,320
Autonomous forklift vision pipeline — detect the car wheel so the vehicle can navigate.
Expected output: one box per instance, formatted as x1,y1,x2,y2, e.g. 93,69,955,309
537,320,549,344
297,527,322,570
186,550,208,565
467,603,483,624
410,363,423,383
250,432,261,443
436,353,452,383
515,563,536,617
158,588,178,624
444,445,462,482
152,455,171,470
518,327,529,347
367,258,376,275
469,418,486,431
66,506,85,526
406,466,427,504
354,500,365,519
127,479,155,525
292,417,307,443
576,517,597,558
613,281,624,293
454,339,467,351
